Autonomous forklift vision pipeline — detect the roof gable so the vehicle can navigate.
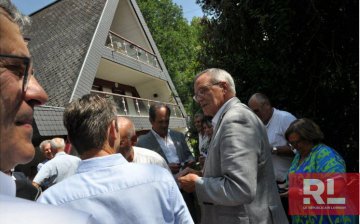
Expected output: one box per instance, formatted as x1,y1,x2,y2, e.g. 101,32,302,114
24,0,107,106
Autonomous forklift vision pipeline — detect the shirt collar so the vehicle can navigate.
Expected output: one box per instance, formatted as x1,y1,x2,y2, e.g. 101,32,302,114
76,154,128,173
151,128,170,139
55,151,66,157
212,97,234,127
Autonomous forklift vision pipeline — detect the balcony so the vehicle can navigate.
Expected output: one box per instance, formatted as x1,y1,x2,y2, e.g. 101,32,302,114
106,31,160,69
90,90,184,118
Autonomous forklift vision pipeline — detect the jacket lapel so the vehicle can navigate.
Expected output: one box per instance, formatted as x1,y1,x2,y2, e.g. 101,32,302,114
148,132,169,163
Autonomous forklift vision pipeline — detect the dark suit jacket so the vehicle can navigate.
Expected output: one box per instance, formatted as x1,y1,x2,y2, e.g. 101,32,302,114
136,130,194,164
195,97,288,224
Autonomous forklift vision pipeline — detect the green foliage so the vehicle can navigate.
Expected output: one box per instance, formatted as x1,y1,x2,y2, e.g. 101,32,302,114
197,0,358,171
137,0,202,114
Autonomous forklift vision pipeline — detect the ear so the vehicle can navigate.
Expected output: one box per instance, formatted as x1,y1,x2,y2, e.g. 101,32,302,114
130,135,137,146
108,120,120,142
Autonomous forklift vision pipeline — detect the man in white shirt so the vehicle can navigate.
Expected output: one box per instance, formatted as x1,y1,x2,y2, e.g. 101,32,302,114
248,93,296,183
0,1,94,222
116,116,171,173
33,137,80,189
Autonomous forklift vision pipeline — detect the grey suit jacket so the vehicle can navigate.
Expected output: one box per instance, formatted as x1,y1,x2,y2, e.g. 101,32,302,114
136,130,194,164
195,98,288,224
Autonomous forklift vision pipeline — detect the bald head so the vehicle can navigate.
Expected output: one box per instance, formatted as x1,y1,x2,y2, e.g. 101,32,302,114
116,117,136,161
248,93,273,125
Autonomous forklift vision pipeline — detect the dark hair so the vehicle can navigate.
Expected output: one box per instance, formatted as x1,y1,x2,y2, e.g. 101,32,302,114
285,118,324,145
63,94,117,154
149,103,170,122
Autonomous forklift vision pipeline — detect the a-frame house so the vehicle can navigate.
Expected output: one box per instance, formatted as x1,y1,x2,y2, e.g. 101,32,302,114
24,0,188,146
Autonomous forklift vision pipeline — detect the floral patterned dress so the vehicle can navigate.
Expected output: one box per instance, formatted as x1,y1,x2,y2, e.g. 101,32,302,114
288,144,356,224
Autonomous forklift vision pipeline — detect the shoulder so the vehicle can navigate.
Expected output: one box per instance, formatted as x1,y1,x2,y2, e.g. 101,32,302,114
134,146,160,157
128,163,174,182
311,144,346,171
274,108,296,120
170,130,183,136
137,132,153,141
0,195,95,224
225,102,261,125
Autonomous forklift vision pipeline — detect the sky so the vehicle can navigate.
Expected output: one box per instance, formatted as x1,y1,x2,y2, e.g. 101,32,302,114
12,0,203,22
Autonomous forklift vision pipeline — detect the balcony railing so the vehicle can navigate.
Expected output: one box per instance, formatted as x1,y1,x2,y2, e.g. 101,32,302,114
106,31,160,69
90,90,183,118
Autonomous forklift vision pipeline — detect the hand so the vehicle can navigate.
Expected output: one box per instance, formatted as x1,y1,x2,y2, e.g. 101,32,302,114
176,167,202,179
178,173,199,193
168,163,181,174
279,190,289,198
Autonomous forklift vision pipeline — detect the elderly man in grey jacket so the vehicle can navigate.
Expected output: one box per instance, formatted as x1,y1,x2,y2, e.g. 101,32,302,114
178,68,288,224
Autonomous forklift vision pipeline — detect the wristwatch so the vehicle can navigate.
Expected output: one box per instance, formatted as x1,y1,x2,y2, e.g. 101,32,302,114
272,147,278,154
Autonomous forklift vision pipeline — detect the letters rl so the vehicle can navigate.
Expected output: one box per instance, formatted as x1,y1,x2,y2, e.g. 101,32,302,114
303,178,345,205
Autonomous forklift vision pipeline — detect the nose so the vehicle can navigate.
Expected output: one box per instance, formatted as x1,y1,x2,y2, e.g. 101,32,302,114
23,76,48,107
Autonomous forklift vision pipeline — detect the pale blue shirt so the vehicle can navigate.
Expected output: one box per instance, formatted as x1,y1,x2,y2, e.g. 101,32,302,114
151,129,180,163
33,151,80,187
0,172,96,224
37,154,193,224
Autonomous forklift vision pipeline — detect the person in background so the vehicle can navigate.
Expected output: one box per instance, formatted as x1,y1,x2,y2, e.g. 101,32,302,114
0,1,95,222
199,117,213,157
248,93,296,183
116,116,171,173
33,137,80,190
136,103,198,222
198,117,213,169
248,92,296,220
178,68,288,224
194,112,208,155
284,118,355,224
37,94,193,224
137,103,195,174
37,139,54,171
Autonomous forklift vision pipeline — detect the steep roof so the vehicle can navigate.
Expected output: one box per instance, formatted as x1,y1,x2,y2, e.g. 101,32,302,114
24,0,106,107
24,0,187,138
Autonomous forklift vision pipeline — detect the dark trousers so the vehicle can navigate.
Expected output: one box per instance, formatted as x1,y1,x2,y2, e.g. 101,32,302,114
181,190,200,223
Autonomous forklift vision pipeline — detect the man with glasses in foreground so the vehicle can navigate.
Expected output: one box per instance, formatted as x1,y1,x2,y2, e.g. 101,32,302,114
178,68,288,224
0,0,95,223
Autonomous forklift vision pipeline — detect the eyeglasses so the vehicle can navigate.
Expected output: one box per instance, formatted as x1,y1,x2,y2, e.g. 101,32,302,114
288,139,302,146
0,54,32,92
193,82,221,102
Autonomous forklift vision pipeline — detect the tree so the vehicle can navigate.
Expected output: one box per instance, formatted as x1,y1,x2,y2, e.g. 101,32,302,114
197,0,358,171
137,0,202,114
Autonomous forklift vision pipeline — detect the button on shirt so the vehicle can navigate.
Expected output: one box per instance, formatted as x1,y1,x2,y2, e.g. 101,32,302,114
37,154,193,224
151,129,180,164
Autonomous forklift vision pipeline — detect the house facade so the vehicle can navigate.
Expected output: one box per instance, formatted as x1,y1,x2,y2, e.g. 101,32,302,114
24,0,188,147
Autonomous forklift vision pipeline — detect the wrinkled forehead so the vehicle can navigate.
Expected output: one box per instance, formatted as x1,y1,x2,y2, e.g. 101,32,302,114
194,73,211,88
